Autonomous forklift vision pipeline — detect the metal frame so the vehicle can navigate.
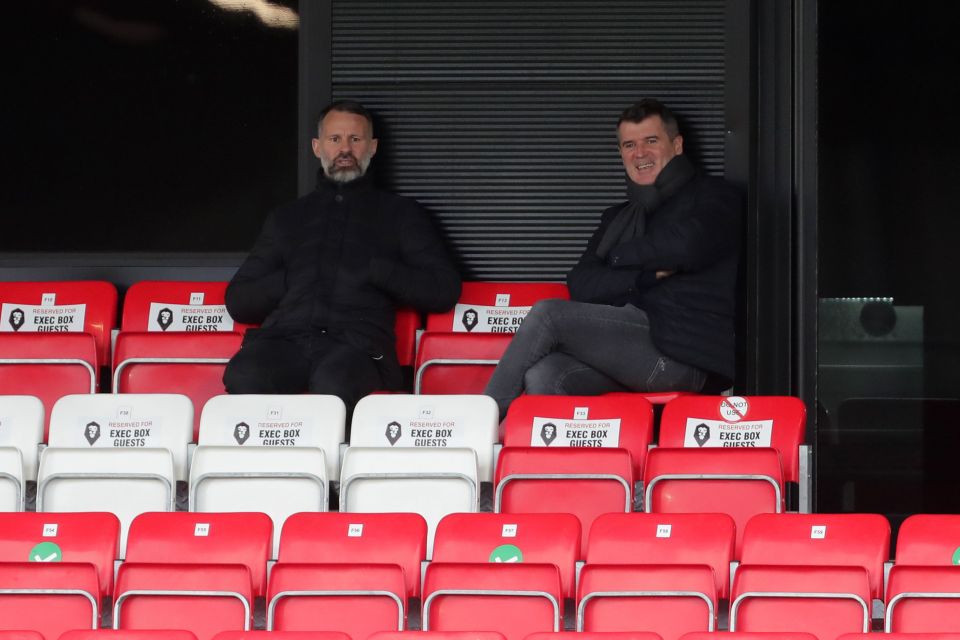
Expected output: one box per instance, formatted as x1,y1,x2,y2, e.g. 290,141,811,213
113,357,230,393
495,472,631,513
267,589,404,631
414,358,500,394
576,589,715,632
644,473,782,514
113,588,251,630
0,470,23,512
884,591,960,632
0,358,96,393
422,588,560,632
340,471,477,512
37,471,174,511
798,444,813,512
0,587,98,628
190,470,328,512
730,590,869,632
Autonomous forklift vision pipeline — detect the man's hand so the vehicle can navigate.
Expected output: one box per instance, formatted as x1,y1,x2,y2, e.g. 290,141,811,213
656,270,675,280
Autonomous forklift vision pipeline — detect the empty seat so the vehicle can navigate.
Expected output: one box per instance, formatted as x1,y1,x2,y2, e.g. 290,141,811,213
896,514,960,566
529,633,663,640
422,562,562,640
126,512,273,599
729,564,871,639
886,565,960,633
112,332,242,441
495,446,633,555
189,445,327,558
586,512,736,601
0,447,23,511
113,562,253,640
374,633,507,640
0,632,44,640
213,633,351,640
415,282,569,394
339,447,479,557
267,563,406,638
682,634,818,640
0,511,120,597
0,562,100,639
433,512,581,600
200,394,346,484
278,512,427,599
0,395,44,482
840,634,960,640
120,281,247,334
60,631,200,639
501,394,655,478
37,447,174,557
351,394,498,481
643,447,783,556
658,395,809,511
49,393,193,481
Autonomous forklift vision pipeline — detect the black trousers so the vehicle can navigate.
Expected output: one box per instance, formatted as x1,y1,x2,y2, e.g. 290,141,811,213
223,330,385,410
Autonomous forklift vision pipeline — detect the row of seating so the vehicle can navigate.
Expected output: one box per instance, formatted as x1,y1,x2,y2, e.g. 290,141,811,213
2,511,960,639
1,392,809,554
21,631,956,640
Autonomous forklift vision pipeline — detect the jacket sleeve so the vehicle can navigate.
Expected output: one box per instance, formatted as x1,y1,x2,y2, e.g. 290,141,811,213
369,202,462,313
224,211,287,324
606,179,742,273
567,205,655,304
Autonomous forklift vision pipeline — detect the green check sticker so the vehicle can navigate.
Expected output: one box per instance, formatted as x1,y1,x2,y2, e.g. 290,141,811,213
952,547,960,565
28,542,62,563
489,544,523,563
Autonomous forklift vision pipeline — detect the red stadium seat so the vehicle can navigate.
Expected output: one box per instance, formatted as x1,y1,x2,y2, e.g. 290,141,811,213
113,562,253,640
0,562,100,639
741,513,890,601
658,395,809,510
0,632,44,640
529,634,663,640
495,446,633,556
643,447,784,557
886,565,960,633
212,633,351,640
577,563,718,638
0,511,120,597
730,565,871,639
60,631,200,639
120,281,250,333
422,562,562,640
682,634,818,640
278,512,428,599
125,511,272,598
841,635,960,640
433,512,581,599
374,633,507,640
415,282,569,394
896,514,960,566
267,563,406,638
586,512,736,600
502,394,655,478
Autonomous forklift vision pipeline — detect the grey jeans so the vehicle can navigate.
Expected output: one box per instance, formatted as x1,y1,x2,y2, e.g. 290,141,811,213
484,299,706,418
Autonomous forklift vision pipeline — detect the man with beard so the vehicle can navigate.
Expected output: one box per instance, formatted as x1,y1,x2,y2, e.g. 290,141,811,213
485,99,741,419
224,100,461,408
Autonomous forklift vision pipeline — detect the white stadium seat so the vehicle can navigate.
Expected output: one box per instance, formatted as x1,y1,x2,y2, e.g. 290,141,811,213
0,447,24,511
0,395,44,482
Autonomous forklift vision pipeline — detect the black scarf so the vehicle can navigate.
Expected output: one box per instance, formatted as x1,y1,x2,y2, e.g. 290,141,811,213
595,154,696,259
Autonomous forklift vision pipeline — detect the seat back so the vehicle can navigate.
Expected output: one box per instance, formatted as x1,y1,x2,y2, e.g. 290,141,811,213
37,447,175,557
267,563,406,639
586,512,736,600
61,631,200,639
200,394,345,483
896,514,960,565
114,562,253,640
643,447,783,557
683,634,818,640
426,282,570,333
433,512,581,599
659,395,806,483
0,447,23,511
529,634,663,640
372,632,507,640
113,332,242,440
502,394,654,477
886,565,960,633
0,280,118,370
213,633,351,640
278,512,427,599
126,511,273,598
422,562,562,640
351,394,498,481
394,307,421,368
0,562,100,639
495,446,633,555
741,512,890,600
0,632,44,640
0,395,44,480
121,281,247,333
577,564,718,639
189,445,327,558
49,393,193,481
0,511,120,597
339,447,479,557
730,564,871,638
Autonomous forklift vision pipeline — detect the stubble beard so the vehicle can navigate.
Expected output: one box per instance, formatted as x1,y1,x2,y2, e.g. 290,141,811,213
322,152,372,183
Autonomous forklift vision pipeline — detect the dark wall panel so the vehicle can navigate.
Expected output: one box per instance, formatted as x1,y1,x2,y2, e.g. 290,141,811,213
330,0,728,280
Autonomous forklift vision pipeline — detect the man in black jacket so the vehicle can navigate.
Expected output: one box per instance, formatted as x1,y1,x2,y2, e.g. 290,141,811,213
223,100,461,406
485,99,741,418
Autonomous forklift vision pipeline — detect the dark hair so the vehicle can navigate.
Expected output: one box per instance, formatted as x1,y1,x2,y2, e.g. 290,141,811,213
317,99,375,135
617,98,680,139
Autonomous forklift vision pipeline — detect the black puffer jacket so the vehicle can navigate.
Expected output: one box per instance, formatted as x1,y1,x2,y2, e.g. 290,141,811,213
226,175,461,384
567,173,741,387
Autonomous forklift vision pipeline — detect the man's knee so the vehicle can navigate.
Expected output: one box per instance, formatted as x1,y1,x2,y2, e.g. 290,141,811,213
523,354,568,395
223,355,264,393
223,348,305,394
